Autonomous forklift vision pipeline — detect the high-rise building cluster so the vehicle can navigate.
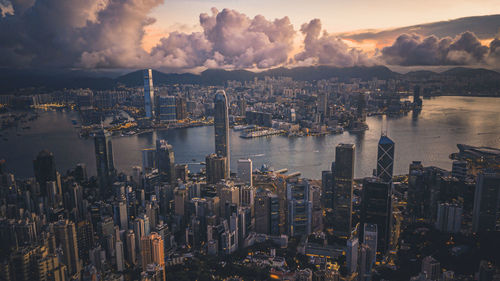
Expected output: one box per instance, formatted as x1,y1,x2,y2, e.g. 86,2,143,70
1,77,500,280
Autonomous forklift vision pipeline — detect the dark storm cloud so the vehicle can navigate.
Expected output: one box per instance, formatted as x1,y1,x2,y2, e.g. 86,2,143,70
0,0,162,69
380,31,490,65
294,19,373,67
339,15,500,44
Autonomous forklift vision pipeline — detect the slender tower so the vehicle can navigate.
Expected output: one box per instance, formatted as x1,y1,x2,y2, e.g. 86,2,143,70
94,128,115,194
143,69,155,118
214,90,230,177
333,143,355,239
376,133,395,183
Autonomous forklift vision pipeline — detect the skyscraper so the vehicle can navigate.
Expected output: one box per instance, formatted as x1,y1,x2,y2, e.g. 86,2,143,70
376,134,395,183
237,158,252,186
141,232,165,280
214,90,230,177
361,177,392,253
156,139,175,184
205,153,227,184
157,94,176,122
33,150,57,196
94,128,115,193
143,69,155,118
472,171,500,232
287,179,312,236
54,220,81,275
321,162,335,209
142,148,156,172
333,143,355,239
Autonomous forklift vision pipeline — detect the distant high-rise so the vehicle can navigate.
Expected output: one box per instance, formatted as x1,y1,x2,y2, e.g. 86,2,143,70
157,94,176,122
143,69,155,118
361,177,392,253
33,150,57,196
156,139,175,184
376,134,395,183
94,128,115,193
237,158,252,186
214,90,229,177
333,143,355,239
175,96,188,120
472,171,500,232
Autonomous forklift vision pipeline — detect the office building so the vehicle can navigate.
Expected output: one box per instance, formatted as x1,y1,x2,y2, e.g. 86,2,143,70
321,162,335,209
436,203,462,233
376,134,395,182
126,230,137,266
94,128,115,193
237,158,253,186
205,153,228,184
143,69,155,118
361,177,392,253
363,223,378,266
214,90,230,177
157,94,176,122
255,192,271,234
142,148,156,172
472,171,500,232
346,237,358,274
287,179,312,236
333,144,355,239
156,139,175,184
421,256,440,280
175,96,187,120
33,150,57,196
115,240,125,272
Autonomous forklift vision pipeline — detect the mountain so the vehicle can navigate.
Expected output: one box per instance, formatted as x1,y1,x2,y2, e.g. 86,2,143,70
0,65,499,94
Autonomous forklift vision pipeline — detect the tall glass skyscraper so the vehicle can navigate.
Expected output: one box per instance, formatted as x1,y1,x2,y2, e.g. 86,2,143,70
333,143,355,239
156,139,175,184
376,134,395,182
214,90,229,177
143,69,155,118
94,128,115,193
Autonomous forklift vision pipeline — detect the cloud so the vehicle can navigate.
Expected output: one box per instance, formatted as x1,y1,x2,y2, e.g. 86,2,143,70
380,31,489,66
339,15,500,46
294,19,373,67
149,8,295,70
0,2,498,71
0,0,163,69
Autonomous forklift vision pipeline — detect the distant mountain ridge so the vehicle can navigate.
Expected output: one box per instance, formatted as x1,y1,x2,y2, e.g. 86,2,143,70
0,65,499,94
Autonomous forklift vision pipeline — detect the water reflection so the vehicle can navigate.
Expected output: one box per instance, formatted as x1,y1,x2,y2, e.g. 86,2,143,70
1,96,499,179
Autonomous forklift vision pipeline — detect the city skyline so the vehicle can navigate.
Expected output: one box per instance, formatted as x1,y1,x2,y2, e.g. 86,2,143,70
1,1,500,280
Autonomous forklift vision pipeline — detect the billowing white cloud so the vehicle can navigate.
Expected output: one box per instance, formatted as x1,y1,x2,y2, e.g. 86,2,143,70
294,19,374,67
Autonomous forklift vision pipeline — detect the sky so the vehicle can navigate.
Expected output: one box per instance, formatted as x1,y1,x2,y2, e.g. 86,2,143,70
0,0,500,72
